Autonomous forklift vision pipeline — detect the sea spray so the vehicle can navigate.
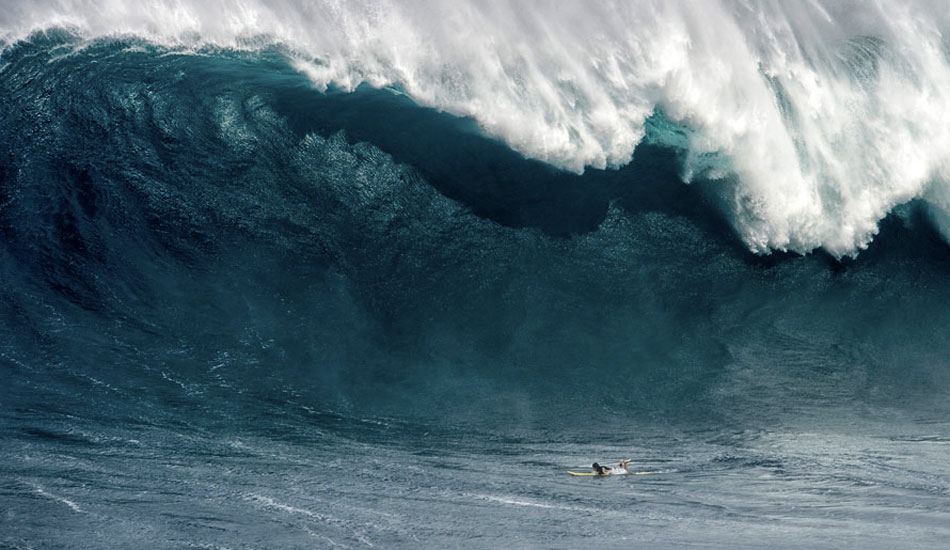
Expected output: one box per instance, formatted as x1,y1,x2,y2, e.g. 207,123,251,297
4,1,950,255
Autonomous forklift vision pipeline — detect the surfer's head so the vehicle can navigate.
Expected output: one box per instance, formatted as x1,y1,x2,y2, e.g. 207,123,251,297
592,463,600,469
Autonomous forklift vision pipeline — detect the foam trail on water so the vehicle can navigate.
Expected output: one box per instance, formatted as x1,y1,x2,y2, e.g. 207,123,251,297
3,1,950,256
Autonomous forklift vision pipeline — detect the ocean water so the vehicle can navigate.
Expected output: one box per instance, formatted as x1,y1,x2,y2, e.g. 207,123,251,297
2,2,950,549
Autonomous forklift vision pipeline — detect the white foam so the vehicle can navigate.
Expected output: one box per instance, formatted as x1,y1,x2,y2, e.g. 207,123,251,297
33,485,82,513
4,1,950,255
245,493,376,546
475,493,592,512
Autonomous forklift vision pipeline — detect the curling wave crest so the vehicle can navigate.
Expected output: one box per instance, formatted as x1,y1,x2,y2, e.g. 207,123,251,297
4,0,950,256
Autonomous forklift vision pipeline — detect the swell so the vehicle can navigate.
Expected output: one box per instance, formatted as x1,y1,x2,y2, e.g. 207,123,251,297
3,34,950,431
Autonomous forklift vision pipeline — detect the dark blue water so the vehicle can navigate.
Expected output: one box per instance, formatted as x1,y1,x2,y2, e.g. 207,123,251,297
2,32,950,549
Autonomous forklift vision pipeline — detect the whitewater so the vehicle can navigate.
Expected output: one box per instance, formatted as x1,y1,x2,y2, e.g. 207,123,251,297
3,2,950,549
4,0,950,255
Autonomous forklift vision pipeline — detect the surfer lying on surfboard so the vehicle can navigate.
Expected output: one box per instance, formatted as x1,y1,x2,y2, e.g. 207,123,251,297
592,458,632,475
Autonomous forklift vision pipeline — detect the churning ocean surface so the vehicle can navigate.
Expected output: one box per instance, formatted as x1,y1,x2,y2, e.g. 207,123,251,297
3,2,950,548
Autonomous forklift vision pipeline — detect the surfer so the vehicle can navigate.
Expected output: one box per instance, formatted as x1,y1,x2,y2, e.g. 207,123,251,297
592,459,632,475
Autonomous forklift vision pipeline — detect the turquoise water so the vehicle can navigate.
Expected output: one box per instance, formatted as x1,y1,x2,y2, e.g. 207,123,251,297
2,30,950,549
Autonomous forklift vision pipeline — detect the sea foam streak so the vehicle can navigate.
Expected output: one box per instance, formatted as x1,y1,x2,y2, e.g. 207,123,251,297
3,1,950,256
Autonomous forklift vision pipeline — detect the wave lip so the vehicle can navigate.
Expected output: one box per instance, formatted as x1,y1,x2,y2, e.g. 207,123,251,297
4,1,950,256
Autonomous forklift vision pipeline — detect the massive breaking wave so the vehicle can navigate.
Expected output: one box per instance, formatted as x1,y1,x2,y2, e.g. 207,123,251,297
6,6,950,549
3,18,950,426
3,0,950,256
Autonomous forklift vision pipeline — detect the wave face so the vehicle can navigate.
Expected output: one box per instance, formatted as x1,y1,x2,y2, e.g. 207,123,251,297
5,1,950,256
4,16,950,550
3,28,950,426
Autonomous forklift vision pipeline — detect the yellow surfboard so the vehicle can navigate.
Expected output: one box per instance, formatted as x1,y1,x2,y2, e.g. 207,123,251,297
567,471,658,476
